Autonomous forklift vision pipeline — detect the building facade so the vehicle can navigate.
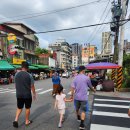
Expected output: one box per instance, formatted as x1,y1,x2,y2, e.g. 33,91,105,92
82,44,97,65
71,43,82,68
102,32,112,55
49,39,72,69
5,23,39,64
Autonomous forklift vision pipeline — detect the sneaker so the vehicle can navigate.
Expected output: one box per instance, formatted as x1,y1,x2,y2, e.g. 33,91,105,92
79,123,85,130
58,122,62,128
13,121,18,128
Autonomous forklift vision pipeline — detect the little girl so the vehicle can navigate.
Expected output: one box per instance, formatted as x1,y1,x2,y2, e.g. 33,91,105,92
54,86,72,128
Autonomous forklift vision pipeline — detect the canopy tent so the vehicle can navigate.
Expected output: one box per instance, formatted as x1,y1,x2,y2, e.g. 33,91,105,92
86,62,120,70
0,60,14,70
13,64,38,70
32,64,49,69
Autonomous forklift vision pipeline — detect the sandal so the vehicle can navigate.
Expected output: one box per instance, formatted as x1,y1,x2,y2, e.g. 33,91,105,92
13,121,18,128
25,120,33,126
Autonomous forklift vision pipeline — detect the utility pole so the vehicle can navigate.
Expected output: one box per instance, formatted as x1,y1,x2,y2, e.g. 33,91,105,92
111,0,122,63
118,0,129,66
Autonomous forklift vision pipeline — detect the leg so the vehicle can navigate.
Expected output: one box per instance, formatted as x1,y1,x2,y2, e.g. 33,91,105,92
25,108,30,124
25,98,32,125
15,108,22,121
59,114,64,124
74,100,81,121
13,98,24,128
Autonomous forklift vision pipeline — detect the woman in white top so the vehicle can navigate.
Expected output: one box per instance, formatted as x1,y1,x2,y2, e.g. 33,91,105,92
54,86,72,128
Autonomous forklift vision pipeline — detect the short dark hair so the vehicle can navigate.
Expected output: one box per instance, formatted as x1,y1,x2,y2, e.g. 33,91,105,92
21,61,29,69
79,66,85,72
57,86,63,94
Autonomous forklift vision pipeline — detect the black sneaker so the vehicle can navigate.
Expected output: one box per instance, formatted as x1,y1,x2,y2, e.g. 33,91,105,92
79,123,85,130
13,121,18,128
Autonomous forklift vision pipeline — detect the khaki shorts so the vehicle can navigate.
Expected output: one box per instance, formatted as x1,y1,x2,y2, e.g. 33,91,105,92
58,109,65,114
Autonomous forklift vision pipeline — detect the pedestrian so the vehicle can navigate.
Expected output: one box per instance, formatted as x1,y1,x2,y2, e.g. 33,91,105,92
70,66,96,130
52,72,61,96
54,86,72,128
13,61,36,128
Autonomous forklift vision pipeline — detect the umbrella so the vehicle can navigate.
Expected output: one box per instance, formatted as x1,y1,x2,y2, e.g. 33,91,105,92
86,62,120,70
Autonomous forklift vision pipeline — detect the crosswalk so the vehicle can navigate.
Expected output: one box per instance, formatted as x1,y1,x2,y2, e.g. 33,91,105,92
90,95,130,130
0,88,53,95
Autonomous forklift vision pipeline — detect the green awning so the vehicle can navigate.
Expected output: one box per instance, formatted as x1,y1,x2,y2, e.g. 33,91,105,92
13,64,21,69
33,64,49,69
13,64,38,70
0,60,14,70
29,65,38,70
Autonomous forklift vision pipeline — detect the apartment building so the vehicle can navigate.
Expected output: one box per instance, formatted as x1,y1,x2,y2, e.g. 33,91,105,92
49,39,72,69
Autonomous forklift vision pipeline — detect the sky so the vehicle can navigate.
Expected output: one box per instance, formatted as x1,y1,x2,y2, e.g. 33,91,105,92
0,0,130,53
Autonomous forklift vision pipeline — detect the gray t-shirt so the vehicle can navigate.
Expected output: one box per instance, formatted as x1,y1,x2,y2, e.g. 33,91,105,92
14,71,34,98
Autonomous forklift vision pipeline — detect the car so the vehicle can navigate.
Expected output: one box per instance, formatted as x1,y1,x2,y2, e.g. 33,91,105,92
62,72,69,78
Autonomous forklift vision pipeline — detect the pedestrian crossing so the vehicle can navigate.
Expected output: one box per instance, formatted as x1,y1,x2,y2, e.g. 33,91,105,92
0,88,52,95
90,95,130,130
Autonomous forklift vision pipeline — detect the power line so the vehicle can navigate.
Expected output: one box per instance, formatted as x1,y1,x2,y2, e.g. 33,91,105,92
87,0,110,43
0,0,107,23
88,6,111,43
34,18,130,34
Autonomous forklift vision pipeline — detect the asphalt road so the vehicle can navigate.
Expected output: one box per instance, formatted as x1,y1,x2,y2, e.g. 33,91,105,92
0,78,93,130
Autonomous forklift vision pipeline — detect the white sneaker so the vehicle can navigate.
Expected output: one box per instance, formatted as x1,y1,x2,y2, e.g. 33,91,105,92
58,122,62,128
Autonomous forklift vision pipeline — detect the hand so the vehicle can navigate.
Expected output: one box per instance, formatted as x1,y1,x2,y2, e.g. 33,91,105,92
33,94,36,101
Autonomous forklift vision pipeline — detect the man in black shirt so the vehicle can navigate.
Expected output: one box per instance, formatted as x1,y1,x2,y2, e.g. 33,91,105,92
13,61,36,128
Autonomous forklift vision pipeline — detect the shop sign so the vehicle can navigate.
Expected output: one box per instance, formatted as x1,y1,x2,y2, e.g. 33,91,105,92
7,33,17,43
13,58,25,64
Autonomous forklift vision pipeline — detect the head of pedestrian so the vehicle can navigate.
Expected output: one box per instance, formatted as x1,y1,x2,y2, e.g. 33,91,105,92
21,61,29,71
79,66,86,73
57,86,63,95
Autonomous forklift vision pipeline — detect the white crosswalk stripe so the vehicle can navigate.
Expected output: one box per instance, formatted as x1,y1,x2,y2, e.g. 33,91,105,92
0,88,52,95
90,95,130,130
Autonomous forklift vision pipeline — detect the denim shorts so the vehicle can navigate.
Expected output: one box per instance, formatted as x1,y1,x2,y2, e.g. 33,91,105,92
74,99,89,112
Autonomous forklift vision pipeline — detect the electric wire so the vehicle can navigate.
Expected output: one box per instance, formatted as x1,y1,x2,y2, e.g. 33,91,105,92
0,0,107,23
87,0,110,43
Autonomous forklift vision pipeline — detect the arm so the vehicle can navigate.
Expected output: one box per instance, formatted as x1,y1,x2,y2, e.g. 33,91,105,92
128,105,130,117
30,75,36,100
64,98,73,102
54,99,58,109
87,77,96,93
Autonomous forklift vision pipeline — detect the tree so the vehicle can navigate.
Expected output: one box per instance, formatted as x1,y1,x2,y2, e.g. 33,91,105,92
35,47,48,55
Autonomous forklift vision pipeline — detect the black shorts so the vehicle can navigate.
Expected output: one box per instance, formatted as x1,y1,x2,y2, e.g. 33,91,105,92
17,98,32,109
74,99,89,112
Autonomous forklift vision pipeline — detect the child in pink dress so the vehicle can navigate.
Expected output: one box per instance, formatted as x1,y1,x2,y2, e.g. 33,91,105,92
54,86,72,128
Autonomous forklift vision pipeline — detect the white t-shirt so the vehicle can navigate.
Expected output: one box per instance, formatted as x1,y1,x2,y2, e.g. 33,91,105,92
56,93,66,109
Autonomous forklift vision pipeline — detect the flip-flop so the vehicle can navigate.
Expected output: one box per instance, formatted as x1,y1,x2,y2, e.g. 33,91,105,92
25,120,33,126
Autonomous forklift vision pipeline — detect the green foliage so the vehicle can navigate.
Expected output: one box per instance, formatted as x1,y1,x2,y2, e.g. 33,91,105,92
122,54,130,88
35,47,48,55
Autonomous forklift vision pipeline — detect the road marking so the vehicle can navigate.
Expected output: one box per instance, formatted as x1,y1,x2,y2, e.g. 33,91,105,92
95,98,130,103
94,103,128,108
91,124,130,130
93,111,129,118
0,89,15,93
38,89,53,94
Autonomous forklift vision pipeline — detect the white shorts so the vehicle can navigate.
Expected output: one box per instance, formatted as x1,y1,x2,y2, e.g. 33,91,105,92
58,109,65,114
